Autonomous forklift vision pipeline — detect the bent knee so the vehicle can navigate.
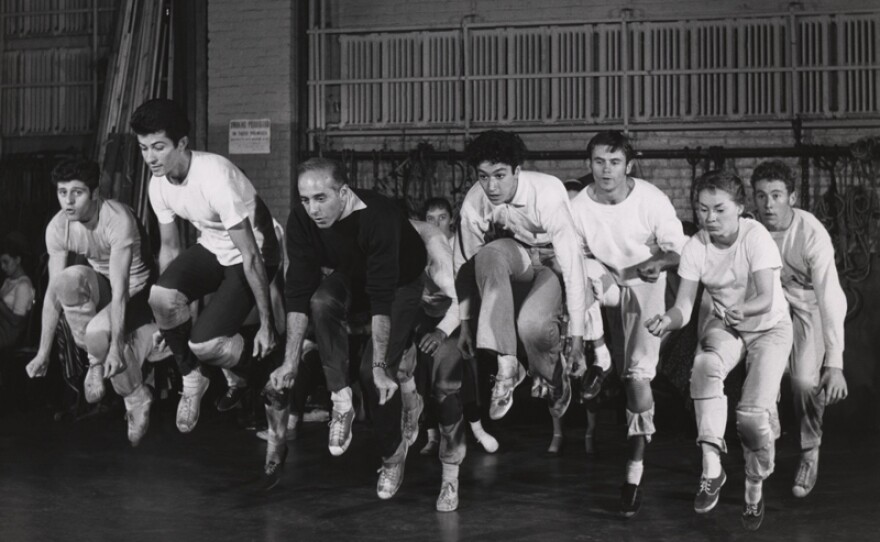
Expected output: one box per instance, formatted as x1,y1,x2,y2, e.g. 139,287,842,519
55,266,99,307
690,351,726,399
149,286,189,328
189,335,243,368
736,406,774,451
626,378,654,413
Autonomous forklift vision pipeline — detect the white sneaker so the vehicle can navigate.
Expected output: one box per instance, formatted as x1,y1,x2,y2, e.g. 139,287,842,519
436,479,459,512
328,408,355,456
84,364,106,404
126,388,153,447
489,362,526,420
475,431,499,453
176,371,209,433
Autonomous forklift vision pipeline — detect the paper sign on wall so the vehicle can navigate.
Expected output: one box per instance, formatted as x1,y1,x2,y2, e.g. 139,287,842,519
229,119,271,154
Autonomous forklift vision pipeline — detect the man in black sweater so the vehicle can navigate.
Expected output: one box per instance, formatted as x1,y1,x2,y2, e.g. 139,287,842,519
263,157,426,499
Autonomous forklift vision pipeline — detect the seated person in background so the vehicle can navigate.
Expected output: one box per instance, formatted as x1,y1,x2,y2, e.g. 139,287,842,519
25,158,157,447
415,197,498,457
0,234,35,349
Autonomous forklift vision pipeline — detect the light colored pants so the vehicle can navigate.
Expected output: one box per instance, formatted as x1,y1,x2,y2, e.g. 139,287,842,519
788,290,829,450
56,265,153,398
690,315,793,481
474,239,564,387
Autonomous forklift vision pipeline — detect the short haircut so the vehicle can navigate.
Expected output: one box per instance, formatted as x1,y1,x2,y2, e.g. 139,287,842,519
465,130,527,170
587,131,635,162
0,232,28,260
693,170,746,207
129,98,191,144
751,160,796,194
563,179,584,193
421,197,453,220
297,157,348,189
51,157,100,192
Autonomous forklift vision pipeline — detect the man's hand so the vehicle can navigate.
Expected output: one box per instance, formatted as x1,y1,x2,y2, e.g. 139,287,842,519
419,329,448,356
567,336,587,378
637,261,663,283
26,352,49,378
819,367,848,405
644,314,671,337
253,323,277,360
269,362,297,390
103,342,127,378
457,320,476,359
373,367,399,405
723,307,744,327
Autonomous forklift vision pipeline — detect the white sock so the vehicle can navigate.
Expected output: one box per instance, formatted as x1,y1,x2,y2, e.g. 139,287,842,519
426,428,439,442
441,463,459,482
593,343,611,372
400,377,416,394
223,368,246,389
498,355,518,377
470,420,488,440
702,445,722,478
287,413,300,432
626,460,644,485
331,387,353,413
745,478,763,504
182,367,204,389
123,385,150,410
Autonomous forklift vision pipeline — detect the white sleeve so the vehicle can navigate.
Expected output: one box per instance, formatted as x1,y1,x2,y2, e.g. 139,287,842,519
650,190,687,255
746,225,783,273
148,178,176,225
203,163,251,230
677,236,703,282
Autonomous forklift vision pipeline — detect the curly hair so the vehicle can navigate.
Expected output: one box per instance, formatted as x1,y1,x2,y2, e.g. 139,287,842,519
587,131,635,162
693,169,746,207
51,157,100,192
130,98,191,144
750,160,796,194
465,130,528,170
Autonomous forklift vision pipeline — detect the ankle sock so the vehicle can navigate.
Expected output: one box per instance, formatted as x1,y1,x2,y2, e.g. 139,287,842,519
331,387,353,413
702,444,722,478
593,343,612,372
498,355,518,377
441,463,459,482
182,367,204,389
426,428,439,443
626,460,644,485
745,478,763,504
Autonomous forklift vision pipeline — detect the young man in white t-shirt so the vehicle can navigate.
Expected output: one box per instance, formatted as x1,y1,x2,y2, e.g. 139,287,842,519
130,99,280,434
751,160,848,498
570,131,687,518
647,170,792,531
25,157,158,446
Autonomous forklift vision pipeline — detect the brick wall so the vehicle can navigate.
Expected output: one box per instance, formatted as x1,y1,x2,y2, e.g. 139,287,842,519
207,0,296,225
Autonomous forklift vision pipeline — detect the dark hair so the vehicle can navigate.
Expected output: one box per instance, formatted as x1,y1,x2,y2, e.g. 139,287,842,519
465,130,527,170
129,99,191,144
0,232,29,261
751,160,796,194
421,197,453,220
587,131,635,162
297,157,349,189
563,179,584,193
51,157,100,192
693,170,747,207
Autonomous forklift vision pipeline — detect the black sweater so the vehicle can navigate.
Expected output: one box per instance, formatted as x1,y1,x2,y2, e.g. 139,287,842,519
285,189,427,316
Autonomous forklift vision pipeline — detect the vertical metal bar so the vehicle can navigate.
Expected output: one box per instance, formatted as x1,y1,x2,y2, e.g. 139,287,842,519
788,7,799,119
621,10,629,131
462,22,470,134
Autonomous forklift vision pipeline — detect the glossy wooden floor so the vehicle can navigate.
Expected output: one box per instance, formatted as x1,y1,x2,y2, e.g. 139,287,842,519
1,386,878,542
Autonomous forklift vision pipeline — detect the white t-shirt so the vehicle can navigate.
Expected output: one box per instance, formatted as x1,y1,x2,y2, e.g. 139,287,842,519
678,218,787,332
571,178,687,287
1,275,35,316
149,150,270,266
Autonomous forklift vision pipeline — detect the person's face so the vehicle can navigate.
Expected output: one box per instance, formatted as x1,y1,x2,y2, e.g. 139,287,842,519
298,168,347,229
753,179,796,231
425,207,453,236
0,254,21,277
476,162,519,205
136,131,188,179
589,145,633,196
56,180,98,223
696,188,743,241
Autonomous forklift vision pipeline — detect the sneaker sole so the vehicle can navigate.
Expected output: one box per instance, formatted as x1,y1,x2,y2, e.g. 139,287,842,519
436,500,459,512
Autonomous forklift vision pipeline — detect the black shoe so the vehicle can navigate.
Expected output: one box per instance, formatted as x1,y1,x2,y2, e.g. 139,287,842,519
581,364,609,402
216,386,247,412
260,446,288,491
619,483,642,518
694,469,726,514
741,498,764,531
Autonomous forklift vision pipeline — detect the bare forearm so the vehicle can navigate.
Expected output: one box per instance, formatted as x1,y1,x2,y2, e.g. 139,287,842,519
108,294,128,348
739,293,772,317
371,314,391,367
37,293,62,356
282,312,309,374
243,255,273,327
158,247,179,275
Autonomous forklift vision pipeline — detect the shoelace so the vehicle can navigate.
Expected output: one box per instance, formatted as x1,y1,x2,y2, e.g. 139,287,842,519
376,465,398,489
795,460,814,486
744,502,761,516
698,477,712,494
328,412,349,441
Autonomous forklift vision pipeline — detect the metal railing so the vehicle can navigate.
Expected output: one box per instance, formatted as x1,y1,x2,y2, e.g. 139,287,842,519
307,2,880,144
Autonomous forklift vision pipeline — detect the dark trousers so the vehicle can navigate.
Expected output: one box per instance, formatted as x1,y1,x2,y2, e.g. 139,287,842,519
310,270,424,459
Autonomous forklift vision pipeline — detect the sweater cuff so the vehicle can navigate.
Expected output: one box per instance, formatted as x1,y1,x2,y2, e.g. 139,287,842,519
823,349,844,370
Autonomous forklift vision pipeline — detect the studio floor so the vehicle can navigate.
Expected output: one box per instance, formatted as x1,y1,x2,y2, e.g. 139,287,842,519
1,390,878,542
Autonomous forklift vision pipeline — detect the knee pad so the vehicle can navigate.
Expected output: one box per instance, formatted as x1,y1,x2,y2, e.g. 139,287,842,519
148,286,190,329
83,327,111,362
736,406,773,451
689,351,725,400
189,334,244,368
55,265,100,307
626,378,654,413
626,405,656,440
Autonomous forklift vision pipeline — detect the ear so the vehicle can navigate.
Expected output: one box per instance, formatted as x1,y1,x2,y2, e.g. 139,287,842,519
176,135,189,152
625,160,634,175
513,165,521,177
736,202,745,216
788,190,798,207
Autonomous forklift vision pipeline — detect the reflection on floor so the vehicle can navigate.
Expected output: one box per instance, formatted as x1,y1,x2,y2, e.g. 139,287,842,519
1,392,878,542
